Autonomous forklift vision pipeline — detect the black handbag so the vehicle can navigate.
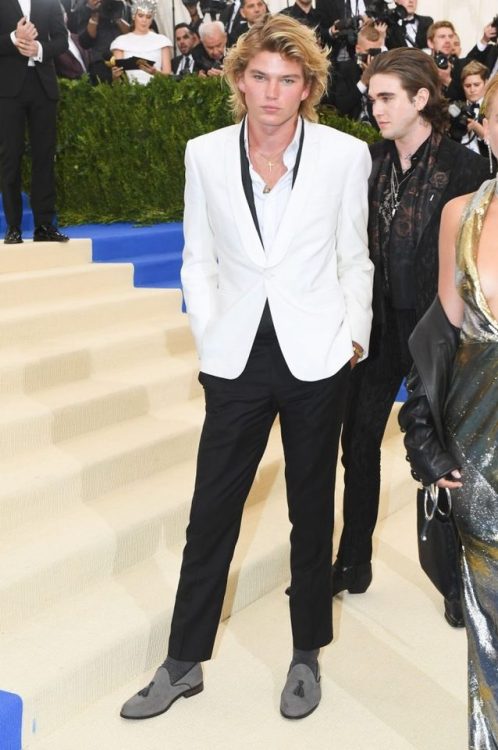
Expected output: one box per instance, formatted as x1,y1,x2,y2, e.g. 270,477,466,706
416,485,461,602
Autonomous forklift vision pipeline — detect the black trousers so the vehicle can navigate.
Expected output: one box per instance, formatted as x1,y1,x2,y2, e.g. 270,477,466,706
168,326,350,662
337,305,417,566
0,69,57,229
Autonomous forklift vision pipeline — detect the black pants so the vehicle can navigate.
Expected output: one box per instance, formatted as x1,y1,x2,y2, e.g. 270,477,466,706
337,306,417,566
0,69,57,229
168,327,350,662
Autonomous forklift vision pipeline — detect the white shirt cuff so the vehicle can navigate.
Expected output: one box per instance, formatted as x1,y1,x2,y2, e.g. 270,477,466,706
33,41,43,62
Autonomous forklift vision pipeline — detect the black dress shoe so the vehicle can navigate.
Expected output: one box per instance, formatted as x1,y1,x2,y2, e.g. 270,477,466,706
4,226,23,244
33,224,69,242
332,560,372,596
444,597,465,628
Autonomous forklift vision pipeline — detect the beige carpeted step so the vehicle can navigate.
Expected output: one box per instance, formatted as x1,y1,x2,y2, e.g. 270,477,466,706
0,263,136,307
0,354,201,460
0,239,91,273
0,287,177,345
0,316,193,394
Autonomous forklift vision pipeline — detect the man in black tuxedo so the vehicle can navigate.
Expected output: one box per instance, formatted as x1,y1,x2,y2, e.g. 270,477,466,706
427,20,465,102
0,0,69,244
172,23,199,75
228,0,267,47
387,0,432,50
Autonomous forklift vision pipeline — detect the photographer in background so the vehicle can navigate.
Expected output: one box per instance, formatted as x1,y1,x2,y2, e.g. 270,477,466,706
427,20,464,102
322,1,403,63
181,0,203,34
315,0,367,35
386,0,432,50
280,0,331,47
448,61,488,158
67,0,132,83
196,19,226,75
467,18,498,79
329,19,385,124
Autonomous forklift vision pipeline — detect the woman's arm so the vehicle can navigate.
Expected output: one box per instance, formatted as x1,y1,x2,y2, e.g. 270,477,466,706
434,195,469,490
438,195,468,327
160,45,172,75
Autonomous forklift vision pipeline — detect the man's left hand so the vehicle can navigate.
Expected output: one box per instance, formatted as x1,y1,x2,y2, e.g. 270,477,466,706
16,38,39,57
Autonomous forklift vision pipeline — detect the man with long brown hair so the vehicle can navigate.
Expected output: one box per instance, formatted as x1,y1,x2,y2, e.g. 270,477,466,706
121,14,373,722
333,47,489,628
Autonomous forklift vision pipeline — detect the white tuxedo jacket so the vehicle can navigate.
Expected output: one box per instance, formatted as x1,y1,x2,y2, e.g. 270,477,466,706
181,120,374,381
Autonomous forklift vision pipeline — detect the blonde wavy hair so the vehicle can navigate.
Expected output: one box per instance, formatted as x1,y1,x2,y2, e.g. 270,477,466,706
482,73,498,118
223,15,330,123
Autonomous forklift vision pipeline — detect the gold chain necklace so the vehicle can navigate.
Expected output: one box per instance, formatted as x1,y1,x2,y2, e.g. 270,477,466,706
251,147,286,173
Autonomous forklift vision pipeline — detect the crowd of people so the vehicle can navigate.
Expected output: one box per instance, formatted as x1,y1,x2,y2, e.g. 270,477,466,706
47,1,498,167
1,2,498,747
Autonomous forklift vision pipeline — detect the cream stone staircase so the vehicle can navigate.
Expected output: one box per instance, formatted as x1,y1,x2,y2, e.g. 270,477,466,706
0,241,467,750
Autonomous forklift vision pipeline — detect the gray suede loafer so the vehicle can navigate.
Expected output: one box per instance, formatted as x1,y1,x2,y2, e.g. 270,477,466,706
280,663,321,720
120,663,203,720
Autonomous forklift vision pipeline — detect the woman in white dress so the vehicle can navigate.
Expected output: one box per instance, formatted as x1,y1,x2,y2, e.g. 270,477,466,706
111,0,172,84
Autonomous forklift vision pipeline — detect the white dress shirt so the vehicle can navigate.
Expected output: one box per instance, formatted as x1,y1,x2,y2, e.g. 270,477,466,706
244,118,302,252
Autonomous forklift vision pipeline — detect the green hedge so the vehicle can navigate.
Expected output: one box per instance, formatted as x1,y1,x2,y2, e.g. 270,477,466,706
43,76,380,225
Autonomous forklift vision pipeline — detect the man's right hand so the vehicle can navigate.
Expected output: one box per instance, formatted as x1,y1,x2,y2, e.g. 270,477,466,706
15,17,38,41
87,0,102,10
481,23,497,45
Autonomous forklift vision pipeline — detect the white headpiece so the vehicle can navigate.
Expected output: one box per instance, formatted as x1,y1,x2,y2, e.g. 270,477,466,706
131,0,157,15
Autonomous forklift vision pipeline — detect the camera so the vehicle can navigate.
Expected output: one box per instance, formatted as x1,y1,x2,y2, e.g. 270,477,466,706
434,52,458,70
332,15,362,47
355,47,383,65
448,101,478,129
199,0,227,17
364,0,407,26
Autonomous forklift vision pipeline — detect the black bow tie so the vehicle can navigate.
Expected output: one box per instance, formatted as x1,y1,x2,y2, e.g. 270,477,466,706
402,16,415,25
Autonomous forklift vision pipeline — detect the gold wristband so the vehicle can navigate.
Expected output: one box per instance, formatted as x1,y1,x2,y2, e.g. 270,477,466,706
352,343,364,359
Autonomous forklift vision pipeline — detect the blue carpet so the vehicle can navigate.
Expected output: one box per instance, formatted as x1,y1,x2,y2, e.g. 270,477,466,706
63,222,184,289
0,691,22,750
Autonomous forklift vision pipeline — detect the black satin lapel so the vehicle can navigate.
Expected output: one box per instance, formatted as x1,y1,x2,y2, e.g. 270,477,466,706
239,119,263,246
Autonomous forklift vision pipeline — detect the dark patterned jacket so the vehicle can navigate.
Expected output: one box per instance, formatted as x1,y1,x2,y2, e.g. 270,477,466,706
368,137,490,324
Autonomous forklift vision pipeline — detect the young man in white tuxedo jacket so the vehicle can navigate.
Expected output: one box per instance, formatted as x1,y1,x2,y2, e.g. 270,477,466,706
121,14,373,723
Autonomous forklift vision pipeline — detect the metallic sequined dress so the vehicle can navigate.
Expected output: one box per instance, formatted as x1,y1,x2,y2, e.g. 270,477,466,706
445,179,498,749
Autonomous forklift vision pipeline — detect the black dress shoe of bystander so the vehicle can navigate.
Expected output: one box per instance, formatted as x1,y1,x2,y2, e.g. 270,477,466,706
4,226,22,244
332,560,372,596
444,597,465,628
33,224,69,242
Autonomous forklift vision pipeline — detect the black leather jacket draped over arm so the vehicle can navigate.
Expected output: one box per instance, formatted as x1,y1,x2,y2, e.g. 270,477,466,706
398,296,461,486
